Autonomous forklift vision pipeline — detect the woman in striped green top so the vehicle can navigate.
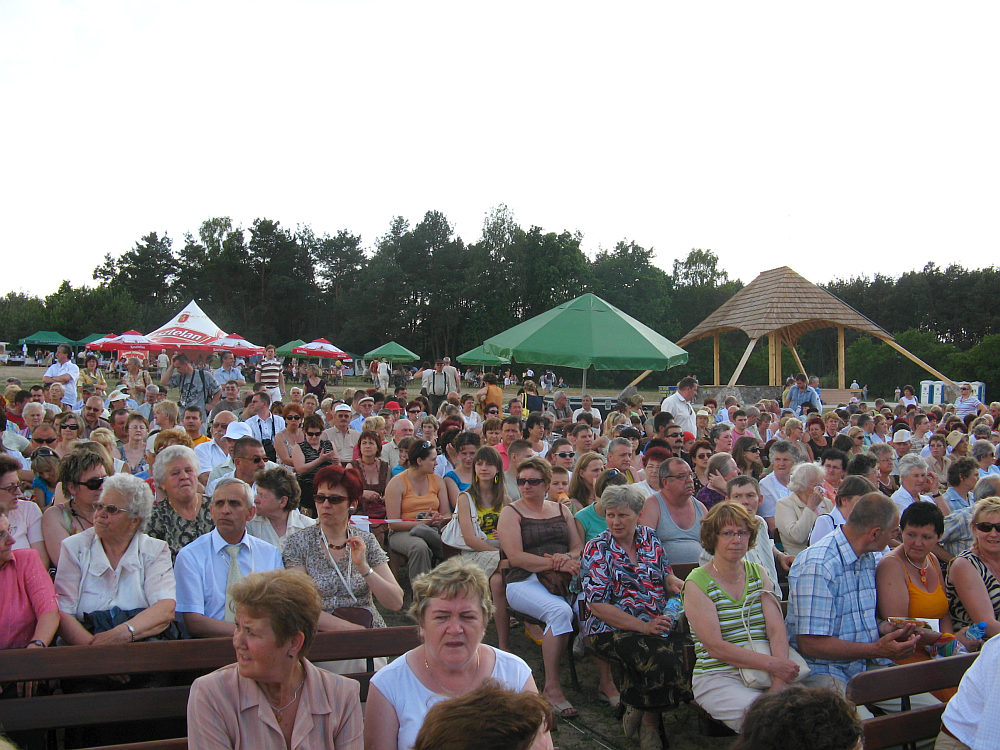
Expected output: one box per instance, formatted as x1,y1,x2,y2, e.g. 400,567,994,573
682,502,800,732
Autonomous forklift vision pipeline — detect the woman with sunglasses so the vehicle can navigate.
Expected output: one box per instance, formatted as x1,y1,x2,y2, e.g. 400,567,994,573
498,457,583,717
946,497,1000,639
273,402,305,468
384,440,452,587
732,437,764,480
290,414,336,516
688,439,714,493
0,453,49,569
283,464,403,637
476,372,504,417
41,448,110,568
52,411,82,457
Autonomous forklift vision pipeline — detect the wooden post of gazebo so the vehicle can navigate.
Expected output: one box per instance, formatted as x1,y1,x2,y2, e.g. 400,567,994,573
713,333,720,385
837,326,846,389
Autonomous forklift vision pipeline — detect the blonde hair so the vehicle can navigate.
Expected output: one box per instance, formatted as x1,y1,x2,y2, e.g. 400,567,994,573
229,569,322,656
971,497,1000,541
409,557,495,624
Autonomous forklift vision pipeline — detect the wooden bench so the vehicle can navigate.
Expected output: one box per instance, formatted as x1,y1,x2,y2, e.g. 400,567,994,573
845,653,977,750
0,626,421,747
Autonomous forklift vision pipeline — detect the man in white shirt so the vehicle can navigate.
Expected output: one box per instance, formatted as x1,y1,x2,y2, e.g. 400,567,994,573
572,393,602,425
442,357,461,394
42,345,79,408
421,360,449,415
195,411,238,483
350,396,376,432
242,390,285,459
382,418,414,471
659,376,698,437
173,478,283,637
321,404,361,462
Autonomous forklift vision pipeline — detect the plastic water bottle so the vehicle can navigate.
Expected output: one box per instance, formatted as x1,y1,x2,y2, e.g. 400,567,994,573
662,597,684,635
966,621,987,641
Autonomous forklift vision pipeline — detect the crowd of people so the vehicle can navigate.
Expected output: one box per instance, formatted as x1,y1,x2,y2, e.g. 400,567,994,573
3,350,1000,749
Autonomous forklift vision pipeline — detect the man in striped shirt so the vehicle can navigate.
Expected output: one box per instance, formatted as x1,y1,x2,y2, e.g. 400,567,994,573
254,345,285,404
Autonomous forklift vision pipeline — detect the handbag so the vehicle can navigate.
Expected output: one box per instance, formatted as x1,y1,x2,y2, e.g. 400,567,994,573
537,569,572,597
331,606,374,629
441,493,487,551
737,587,810,689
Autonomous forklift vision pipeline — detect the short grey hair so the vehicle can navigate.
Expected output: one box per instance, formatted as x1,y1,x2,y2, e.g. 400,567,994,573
769,440,798,464
101,473,154,532
971,439,996,461
973,476,1000,502
151,444,199,488
599,485,646,515
869,442,894,460
553,390,566,401
607,437,633,453
787,462,826,493
707,452,736,477
145,384,160,396
21,402,44,418
898,455,927,478
212,476,254,506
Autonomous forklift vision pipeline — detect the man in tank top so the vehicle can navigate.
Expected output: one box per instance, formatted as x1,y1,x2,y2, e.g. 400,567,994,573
637,457,707,564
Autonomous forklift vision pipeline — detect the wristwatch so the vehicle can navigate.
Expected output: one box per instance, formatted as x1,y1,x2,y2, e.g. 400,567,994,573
28,640,46,648
362,568,376,578
126,623,136,642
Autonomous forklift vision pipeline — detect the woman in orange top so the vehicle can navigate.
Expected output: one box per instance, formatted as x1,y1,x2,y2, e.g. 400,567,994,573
476,373,504,416
876,502,975,699
384,440,451,588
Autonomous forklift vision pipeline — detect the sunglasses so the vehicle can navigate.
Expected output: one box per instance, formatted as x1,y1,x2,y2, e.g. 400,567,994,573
516,477,546,487
77,476,105,491
315,494,350,504
32,437,57,445
285,414,302,421
975,522,1000,533
745,447,761,453
486,409,499,415
306,431,323,437
239,456,266,465
553,451,575,459
60,423,80,430
94,502,130,516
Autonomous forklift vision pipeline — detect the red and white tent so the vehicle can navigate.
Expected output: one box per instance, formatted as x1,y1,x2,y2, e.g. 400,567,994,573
89,330,162,352
292,338,351,359
212,333,264,356
84,333,118,351
146,301,227,351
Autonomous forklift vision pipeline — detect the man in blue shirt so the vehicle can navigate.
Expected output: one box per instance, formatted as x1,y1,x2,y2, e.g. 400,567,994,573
785,373,822,416
213,351,246,387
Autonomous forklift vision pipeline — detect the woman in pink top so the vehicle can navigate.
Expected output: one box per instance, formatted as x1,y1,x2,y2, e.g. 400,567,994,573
187,569,362,749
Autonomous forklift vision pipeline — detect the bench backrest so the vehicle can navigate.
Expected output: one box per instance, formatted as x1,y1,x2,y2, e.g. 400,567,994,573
0,626,420,735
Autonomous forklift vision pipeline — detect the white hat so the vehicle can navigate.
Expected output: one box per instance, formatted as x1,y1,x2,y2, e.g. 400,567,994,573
223,422,254,440
334,403,352,413
107,388,128,402
892,429,912,443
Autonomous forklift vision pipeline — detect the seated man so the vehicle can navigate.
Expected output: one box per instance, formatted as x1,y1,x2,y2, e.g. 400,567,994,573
787,492,936,706
173,477,284,637
194,411,238,484
205,436,277,497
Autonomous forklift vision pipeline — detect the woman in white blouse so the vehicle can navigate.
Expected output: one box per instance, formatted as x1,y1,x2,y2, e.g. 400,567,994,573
55,473,175,645
774,463,833,556
246,467,315,550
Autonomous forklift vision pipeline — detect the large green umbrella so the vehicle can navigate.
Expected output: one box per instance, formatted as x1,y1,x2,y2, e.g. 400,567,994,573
364,341,420,363
18,330,76,347
481,293,688,392
275,339,306,357
456,344,511,366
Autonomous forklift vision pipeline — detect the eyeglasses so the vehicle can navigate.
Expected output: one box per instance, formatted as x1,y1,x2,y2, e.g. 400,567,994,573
407,409,421,414
420,441,433,450
0,524,17,543
975,522,1000,533
719,530,749,540
239,456,266,465
60,423,80,431
32,437,57,445
695,453,712,460
667,433,683,440
745,447,761,454
314,494,350,504
306,431,323,437
77,476,105,491
486,409,499,415
553,451,575,459
0,482,23,496
665,473,693,481
285,414,301,421
516,477,546,487
94,502,130,516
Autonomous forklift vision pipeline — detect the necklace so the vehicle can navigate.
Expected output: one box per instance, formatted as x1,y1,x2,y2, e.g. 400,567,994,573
69,500,94,529
423,648,482,697
327,540,349,551
265,675,304,723
902,549,930,586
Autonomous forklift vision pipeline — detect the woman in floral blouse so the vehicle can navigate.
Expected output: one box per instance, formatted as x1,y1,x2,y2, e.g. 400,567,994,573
581,485,688,750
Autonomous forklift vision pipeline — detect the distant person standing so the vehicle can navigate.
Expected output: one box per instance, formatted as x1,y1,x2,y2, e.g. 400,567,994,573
659,376,698,436
42,345,79,409
955,383,987,418
255,345,285,404
156,351,170,377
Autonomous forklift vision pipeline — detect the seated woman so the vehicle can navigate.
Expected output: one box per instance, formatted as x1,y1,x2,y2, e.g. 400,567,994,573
187,569,363,749
41,447,110,569
282,465,402,647
946,497,1000,638
146,445,212,560
383,440,451,586
775,462,833,555
0,453,48,569
246,467,315,550
574,468,630,544
809,476,875,546
273,403,305,468
684,502,800,733
734,685,862,750
366,558,536,750
90,428,128,474
449,445,506,577
0,509,58,649
497,457,583,717
118,413,150,477
442,431,480,495
566,451,604,513
581,485,687,749
732,437,764,480
350,430,390,518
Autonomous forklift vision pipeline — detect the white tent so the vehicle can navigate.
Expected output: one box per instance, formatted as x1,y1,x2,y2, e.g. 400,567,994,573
146,301,228,351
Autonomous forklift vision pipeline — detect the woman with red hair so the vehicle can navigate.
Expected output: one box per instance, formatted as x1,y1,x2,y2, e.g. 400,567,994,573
283,464,403,634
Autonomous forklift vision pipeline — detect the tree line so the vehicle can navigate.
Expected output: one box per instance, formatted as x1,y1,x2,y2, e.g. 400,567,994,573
1,207,998,396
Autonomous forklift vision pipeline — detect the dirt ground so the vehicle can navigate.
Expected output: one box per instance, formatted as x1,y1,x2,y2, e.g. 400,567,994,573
381,605,736,750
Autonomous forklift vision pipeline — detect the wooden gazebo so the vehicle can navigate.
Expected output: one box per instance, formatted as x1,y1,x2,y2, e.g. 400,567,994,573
676,266,953,387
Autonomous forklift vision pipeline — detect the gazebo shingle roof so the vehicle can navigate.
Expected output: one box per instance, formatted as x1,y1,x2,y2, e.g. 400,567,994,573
677,266,890,346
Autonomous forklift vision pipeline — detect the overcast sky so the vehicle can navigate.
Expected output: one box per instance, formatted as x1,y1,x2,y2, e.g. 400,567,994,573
2,1,995,299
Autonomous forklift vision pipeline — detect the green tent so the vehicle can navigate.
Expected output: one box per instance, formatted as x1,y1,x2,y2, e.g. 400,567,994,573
75,333,107,346
275,339,306,357
364,341,420,363
456,344,510,366
18,330,76,347
481,293,688,392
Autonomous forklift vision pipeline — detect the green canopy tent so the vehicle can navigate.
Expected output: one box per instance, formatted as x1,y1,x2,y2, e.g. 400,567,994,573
364,341,420,363
275,339,306,357
481,293,688,393
18,331,76,347
455,344,511,366
75,333,107,346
